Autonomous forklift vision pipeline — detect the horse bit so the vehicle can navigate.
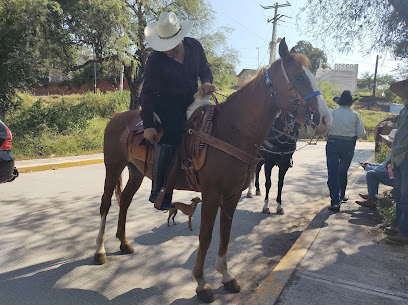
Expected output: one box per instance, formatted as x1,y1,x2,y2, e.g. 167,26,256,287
265,60,321,134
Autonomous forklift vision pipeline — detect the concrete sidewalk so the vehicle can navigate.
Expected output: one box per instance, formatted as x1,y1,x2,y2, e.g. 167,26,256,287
251,161,408,304
15,153,103,173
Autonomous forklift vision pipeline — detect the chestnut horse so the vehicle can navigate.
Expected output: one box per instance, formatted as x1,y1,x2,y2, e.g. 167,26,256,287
93,39,331,303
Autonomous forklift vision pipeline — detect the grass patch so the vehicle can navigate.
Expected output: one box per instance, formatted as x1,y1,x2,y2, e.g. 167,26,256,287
377,190,397,227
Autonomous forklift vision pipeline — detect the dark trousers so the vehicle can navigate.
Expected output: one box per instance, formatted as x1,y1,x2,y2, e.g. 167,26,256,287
394,156,408,235
326,137,356,205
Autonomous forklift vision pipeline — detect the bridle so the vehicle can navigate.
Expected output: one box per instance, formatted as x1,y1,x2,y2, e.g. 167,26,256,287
265,60,321,132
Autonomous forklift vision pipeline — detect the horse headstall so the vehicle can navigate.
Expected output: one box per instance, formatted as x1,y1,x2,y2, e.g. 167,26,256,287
265,61,321,128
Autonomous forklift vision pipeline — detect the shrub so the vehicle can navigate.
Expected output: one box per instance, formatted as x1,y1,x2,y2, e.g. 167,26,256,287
377,190,397,227
375,143,391,163
5,91,129,159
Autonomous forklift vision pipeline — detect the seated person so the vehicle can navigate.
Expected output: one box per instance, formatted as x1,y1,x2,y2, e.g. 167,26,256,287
356,129,396,209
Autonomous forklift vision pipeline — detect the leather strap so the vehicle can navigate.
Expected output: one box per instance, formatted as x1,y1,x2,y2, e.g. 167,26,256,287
188,129,261,167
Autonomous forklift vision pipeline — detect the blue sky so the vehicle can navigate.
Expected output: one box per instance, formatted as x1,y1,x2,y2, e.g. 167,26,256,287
207,0,402,77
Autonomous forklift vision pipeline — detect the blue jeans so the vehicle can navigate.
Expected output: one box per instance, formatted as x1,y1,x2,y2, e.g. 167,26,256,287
393,156,408,235
326,138,356,205
366,170,394,201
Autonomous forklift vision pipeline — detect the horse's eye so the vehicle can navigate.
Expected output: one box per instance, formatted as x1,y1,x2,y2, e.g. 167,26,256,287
295,75,304,81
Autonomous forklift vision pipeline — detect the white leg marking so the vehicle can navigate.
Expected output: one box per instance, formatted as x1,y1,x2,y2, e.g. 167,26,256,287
263,199,269,210
95,213,107,255
216,254,234,283
247,178,254,197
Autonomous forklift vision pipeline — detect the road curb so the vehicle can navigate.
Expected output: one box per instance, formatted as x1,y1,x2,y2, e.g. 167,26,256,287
249,203,329,305
17,158,104,173
249,154,374,304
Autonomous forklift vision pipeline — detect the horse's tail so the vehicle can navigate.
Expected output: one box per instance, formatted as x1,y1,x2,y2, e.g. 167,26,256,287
115,174,122,205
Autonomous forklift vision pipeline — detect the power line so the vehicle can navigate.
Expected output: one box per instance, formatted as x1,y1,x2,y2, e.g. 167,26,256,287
261,1,292,64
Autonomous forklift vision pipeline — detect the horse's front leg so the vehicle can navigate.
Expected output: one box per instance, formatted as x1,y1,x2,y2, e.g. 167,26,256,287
262,161,273,214
116,164,144,254
193,191,221,303
254,160,264,196
216,193,241,293
276,160,290,215
246,176,254,198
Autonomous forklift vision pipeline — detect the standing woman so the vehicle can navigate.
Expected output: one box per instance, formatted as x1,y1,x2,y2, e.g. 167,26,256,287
326,91,366,212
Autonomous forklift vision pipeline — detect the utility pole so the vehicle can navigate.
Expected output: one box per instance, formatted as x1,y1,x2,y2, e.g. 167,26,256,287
261,1,291,65
373,55,379,97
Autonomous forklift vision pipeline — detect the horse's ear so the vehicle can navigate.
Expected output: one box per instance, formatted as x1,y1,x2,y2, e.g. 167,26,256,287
279,37,291,62
290,47,297,54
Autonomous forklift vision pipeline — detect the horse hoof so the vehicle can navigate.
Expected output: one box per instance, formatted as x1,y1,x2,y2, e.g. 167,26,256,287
256,190,261,196
196,284,214,303
277,207,284,215
262,208,270,214
94,253,107,265
120,243,134,254
223,279,241,293
246,192,253,198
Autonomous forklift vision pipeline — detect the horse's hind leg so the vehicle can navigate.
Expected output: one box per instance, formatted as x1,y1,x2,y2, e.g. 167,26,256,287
276,160,290,215
116,163,144,254
262,161,273,214
94,162,126,265
193,191,221,303
216,193,241,294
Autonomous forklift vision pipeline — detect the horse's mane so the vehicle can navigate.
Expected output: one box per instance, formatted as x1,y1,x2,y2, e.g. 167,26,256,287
291,53,311,68
222,53,311,106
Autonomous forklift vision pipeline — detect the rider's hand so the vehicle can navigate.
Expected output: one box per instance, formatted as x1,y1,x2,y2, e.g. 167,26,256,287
144,128,158,144
199,82,215,95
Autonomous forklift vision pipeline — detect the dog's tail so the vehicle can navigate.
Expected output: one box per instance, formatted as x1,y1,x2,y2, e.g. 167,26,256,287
114,174,122,205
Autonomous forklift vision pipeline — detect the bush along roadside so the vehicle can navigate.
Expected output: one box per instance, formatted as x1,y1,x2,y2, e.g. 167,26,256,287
4,91,130,159
377,190,397,227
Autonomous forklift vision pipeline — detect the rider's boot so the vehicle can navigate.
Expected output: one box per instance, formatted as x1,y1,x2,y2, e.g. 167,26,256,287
149,143,176,210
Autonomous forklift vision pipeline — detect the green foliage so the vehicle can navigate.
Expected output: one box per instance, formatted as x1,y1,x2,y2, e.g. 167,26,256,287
377,190,397,226
357,109,392,141
317,81,341,109
0,0,76,118
357,72,403,103
4,91,129,159
294,41,329,74
199,27,239,89
375,142,391,163
299,0,408,61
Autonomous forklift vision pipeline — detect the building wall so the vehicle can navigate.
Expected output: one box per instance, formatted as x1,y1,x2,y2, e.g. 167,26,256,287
316,64,358,94
237,69,257,88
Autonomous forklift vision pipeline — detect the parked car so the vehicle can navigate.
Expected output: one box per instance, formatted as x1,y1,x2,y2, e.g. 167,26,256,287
0,119,18,183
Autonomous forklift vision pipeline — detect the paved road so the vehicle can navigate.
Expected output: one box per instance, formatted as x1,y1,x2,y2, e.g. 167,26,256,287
0,142,374,304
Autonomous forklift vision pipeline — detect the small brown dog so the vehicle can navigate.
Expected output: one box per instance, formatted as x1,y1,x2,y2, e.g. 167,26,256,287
167,197,202,231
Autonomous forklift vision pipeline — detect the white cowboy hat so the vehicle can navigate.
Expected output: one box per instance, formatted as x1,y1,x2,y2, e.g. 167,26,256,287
380,128,397,143
144,12,193,52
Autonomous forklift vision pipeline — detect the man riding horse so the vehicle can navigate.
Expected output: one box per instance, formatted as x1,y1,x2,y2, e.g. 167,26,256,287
141,12,215,210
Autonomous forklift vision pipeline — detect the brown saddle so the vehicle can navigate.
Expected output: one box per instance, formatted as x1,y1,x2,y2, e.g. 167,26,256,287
120,113,163,163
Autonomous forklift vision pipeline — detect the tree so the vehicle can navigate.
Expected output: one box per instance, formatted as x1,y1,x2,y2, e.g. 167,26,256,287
57,0,238,109
293,41,329,74
299,0,408,59
0,0,75,118
357,72,402,102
